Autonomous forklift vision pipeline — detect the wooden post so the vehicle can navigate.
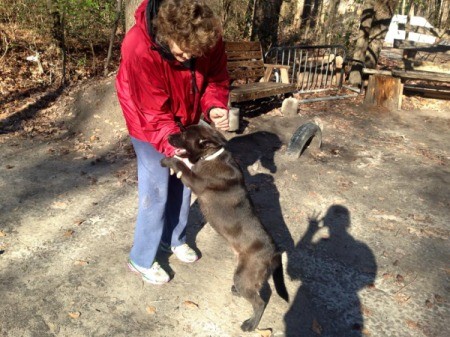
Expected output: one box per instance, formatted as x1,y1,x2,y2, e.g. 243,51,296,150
364,75,403,110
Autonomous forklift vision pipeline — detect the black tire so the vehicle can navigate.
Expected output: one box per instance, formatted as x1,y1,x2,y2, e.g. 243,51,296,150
286,122,322,158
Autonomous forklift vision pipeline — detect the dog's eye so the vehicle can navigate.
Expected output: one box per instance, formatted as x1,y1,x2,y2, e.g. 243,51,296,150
199,139,208,147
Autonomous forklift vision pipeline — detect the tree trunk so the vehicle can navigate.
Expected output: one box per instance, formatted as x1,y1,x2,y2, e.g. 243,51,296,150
324,0,340,44
243,0,256,39
104,0,123,76
252,0,283,49
439,0,449,28
293,0,305,30
47,0,67,85
125,0,142,32
349,0,375,85
366,0,400,69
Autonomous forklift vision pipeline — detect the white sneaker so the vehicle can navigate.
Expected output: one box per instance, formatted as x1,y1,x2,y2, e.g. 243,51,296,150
161,243,199,263
127,259,170,284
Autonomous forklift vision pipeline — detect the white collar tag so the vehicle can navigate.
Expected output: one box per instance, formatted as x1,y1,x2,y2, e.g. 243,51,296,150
202,147,225,161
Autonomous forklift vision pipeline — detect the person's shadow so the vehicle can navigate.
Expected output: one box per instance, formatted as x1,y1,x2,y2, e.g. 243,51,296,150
285,205,377,337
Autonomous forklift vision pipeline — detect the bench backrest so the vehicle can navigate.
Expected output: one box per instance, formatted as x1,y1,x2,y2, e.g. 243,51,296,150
225,41,265,83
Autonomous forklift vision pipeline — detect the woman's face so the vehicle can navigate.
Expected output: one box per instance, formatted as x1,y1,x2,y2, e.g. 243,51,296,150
168,40,192,62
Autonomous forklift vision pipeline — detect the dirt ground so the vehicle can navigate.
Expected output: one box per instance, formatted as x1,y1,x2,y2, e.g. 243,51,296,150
0,76,449,337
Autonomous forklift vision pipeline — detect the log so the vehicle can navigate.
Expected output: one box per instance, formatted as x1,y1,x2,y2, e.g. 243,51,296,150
364,75,403,110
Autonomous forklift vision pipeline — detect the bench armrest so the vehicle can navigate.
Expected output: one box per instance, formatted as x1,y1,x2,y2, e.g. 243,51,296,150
263,64,291,83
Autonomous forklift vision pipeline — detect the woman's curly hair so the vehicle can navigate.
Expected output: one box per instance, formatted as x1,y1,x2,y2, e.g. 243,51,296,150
154,0,222,57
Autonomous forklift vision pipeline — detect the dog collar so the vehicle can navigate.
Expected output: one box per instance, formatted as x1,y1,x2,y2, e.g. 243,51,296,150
202,147,225,161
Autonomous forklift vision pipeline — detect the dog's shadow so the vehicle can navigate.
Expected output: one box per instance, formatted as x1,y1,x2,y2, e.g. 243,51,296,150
185,131,294,256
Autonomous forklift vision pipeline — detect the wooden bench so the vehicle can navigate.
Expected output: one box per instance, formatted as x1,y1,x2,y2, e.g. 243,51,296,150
225,41,296,104
363,69,450,109
363,45,450,110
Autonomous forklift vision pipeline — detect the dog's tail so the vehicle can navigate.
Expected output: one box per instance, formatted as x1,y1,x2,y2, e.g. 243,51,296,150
272,253,289,302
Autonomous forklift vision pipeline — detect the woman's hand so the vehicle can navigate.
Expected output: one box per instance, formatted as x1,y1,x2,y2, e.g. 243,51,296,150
209,108,229,131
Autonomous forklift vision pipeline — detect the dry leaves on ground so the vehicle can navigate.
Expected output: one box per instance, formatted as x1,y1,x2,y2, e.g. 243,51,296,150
255,328,272,337
182,300,199,309
146,306,157,315
68,311,81,319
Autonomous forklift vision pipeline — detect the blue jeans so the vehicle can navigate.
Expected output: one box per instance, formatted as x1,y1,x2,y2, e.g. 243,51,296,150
129,137,192,268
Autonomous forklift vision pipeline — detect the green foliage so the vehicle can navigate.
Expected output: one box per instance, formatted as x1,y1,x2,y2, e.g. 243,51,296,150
0,0,121,82
0,0,117,48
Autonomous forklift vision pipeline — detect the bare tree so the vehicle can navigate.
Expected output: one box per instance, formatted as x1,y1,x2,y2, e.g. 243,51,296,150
104,0,123,76
251,0,283,49
125,0,142,32
349,0,376,84
46,0,67,85
366,0,399,68
293,0,306,30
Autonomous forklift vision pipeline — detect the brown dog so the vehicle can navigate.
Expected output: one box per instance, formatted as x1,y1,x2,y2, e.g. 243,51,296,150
160,124,289,331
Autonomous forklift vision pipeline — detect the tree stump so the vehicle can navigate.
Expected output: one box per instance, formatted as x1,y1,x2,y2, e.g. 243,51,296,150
364,75,403,110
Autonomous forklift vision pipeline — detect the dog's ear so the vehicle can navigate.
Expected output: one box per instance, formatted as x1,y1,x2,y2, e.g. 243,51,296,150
199,132,227,149
199,138,217,149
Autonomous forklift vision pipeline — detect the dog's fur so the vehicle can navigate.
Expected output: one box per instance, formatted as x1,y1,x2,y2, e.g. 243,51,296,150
160,124,289,331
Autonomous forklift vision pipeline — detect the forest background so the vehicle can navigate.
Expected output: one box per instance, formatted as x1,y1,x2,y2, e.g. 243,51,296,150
0,0,449,117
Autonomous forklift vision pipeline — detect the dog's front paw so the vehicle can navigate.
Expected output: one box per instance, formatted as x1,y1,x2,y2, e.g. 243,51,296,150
160,157,183,178
241,318,257,332
160,157,173,168
231,285,241,297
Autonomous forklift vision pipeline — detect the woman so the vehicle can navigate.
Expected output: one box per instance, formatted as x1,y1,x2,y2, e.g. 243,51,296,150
115,0,230,284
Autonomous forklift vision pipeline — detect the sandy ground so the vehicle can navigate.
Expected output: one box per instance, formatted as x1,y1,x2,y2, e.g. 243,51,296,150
0,76,449,337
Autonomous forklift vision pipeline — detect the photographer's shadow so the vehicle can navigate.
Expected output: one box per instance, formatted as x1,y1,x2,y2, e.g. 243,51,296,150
285,205,377,337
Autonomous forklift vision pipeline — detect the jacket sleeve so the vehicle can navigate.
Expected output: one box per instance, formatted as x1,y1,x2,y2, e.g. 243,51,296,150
200,37,230,119
125,54,179,156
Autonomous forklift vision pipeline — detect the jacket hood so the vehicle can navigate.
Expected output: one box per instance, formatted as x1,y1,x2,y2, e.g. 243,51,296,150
134,0,176,61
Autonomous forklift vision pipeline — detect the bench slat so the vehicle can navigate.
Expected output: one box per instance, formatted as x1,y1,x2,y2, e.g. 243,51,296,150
225,41,261,52
392,69,450,82
230,82,296,103
226,50,263,61
225,41,296,103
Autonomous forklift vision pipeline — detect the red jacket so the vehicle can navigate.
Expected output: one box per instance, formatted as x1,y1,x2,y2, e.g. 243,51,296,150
115,0,230,156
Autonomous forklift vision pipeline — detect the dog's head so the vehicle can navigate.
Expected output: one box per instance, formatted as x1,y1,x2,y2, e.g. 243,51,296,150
168,124,227,163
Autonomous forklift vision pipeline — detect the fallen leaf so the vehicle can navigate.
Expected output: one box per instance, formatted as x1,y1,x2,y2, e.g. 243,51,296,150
255,328,272,337
382,273,392,280
0,231,6,237
146,306,157,315
74,260,89,266
88,177,98,185
396,274,404,283
425,299,433,308
5,165,14,169
361,304,372,316
74,219,85,226
68,311,81,319
362,328,371,335
51,201,67,209
394,293,411,304
434,294,444,303
63,229,75,237
312,318,322,334
405,319,420,330
183,300,199,309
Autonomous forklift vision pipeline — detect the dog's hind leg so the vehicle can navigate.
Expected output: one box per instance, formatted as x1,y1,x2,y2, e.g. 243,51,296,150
234,263,267,331
239,290,266,331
